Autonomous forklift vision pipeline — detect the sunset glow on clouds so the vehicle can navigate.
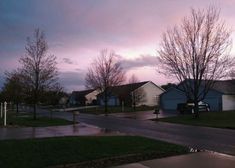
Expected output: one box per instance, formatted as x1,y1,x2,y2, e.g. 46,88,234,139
1,0,235,91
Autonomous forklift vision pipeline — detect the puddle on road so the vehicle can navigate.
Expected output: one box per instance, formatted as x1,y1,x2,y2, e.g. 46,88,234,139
70,124,125,136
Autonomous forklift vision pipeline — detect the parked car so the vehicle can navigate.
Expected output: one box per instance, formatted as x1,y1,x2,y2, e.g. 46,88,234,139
198,101,210,112
177,101,210,114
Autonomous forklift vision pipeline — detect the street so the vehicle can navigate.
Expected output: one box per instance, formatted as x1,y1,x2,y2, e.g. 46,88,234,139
38,109,235,155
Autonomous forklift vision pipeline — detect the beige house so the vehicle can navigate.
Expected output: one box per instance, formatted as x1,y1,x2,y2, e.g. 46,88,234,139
133,81,165,106
97,81,165,107
69,89,99,106
85,90,100,104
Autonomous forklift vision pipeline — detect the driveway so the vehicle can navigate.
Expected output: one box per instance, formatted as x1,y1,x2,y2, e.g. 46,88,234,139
35,108,235,155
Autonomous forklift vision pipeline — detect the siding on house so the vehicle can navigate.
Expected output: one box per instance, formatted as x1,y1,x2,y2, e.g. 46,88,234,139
160,88,187,110
97,81,164,107
202,89,222,111
160,79,235,112
99,96,120,106
160,87,223,111
138,82,165,106
85,90,100,104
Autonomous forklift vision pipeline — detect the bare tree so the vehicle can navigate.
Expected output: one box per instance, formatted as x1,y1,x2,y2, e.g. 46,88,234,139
128,74,139,84
158,7,234,117
128,74,146,110
230,71,235,79
19,28,58,119
85,49,125,115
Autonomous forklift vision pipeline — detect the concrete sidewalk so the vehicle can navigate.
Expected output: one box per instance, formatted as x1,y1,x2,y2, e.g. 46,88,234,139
0,123,123,140
112,152,235,168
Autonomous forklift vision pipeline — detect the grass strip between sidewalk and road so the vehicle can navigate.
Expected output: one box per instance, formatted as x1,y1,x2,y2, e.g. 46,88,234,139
159,111,235,129
0,136,189,168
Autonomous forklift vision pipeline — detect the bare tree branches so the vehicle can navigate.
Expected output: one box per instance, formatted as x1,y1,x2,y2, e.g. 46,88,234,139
128,74,139,84
158,6,234,117
19,28,58,119
85,49,125,114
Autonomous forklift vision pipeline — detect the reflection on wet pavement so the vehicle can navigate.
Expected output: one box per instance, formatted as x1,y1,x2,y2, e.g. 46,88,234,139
105,110,177,120
0,123,125,140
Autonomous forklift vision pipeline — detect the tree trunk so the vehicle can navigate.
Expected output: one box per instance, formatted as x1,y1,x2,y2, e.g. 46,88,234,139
104,89,108,116
34,71,39,120
133,101,136,111
33,103,37,120
194,101,199,118
50,109,53,120
132,92,136,111
16,103,18,114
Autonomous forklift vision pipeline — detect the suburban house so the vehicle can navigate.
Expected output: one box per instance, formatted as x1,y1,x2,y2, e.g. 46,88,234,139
97,81,165,107
69,89,99,106
160,80,235,111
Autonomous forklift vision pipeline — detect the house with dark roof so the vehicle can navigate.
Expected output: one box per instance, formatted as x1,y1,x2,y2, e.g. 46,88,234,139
69,89,100,106
160,80,235,111
97,81,165,107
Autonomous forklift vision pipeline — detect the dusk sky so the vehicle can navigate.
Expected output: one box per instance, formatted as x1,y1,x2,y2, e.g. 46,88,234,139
1,0,235,92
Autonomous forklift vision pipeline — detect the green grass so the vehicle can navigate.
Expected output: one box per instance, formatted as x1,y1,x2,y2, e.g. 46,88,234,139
160,111,235,129
0,136,188,168
0,113,73,127
82,105,155,114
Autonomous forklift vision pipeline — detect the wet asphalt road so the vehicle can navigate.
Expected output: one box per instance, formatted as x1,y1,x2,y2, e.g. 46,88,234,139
38,109,235,156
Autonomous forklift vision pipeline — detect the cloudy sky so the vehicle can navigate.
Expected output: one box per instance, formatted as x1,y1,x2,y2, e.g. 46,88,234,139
0,0,235,92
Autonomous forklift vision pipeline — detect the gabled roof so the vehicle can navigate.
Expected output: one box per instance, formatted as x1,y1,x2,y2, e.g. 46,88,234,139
97,81,165,98
97,81,149,98
178,79,235,95
71,89,95,101
160,86,185,97
213,80,235,94
109,81,149,96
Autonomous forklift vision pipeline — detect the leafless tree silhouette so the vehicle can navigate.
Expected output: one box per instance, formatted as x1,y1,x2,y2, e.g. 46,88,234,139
158,7,234,117
85,49,125,115
20,28,58,119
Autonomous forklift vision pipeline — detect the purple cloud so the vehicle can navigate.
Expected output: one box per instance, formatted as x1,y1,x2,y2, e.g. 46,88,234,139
120,55,158,70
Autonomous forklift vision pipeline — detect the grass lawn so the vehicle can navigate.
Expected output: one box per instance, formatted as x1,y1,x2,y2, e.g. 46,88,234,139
0,136,189,168
0,112,73,127
82,105,155,114
160,111,235,129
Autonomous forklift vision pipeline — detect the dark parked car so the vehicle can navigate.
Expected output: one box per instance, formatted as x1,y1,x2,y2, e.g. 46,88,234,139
198,101,210,112
177,101,210,114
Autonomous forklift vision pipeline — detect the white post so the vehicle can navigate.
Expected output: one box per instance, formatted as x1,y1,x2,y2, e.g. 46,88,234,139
0,102,2,118
4,101,7,126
